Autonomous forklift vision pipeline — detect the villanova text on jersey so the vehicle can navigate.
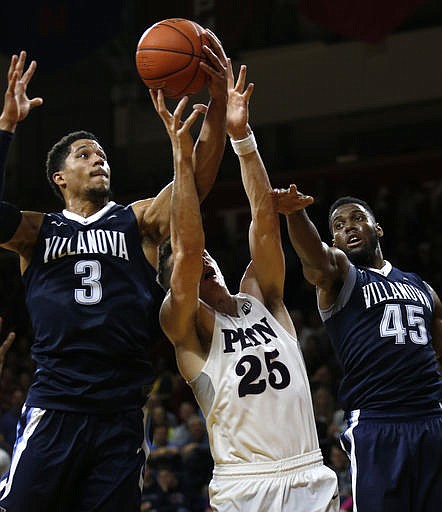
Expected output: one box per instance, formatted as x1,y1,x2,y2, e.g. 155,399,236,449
321,262,442,413
43,228,129,263
22,202,164,413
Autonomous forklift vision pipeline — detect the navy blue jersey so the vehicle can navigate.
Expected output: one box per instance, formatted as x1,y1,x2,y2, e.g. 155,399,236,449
23,202,164,413
320,261,442,414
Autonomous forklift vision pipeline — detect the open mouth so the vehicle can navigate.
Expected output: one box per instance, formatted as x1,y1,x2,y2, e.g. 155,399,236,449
347,235,361,247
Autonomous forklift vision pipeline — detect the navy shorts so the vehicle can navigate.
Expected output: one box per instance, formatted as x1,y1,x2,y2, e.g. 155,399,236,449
340,408,442,512
0,406,148,512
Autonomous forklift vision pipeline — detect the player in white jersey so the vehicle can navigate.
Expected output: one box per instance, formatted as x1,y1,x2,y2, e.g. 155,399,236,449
154,61,339,511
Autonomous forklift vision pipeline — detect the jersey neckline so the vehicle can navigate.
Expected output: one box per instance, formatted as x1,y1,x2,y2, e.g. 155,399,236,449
62,201,117,225
367,260,392,276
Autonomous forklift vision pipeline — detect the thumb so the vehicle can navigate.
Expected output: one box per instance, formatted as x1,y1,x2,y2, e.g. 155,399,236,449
193,103,208,115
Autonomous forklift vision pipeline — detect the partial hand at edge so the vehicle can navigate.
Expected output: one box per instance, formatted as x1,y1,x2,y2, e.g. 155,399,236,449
0,51,43,132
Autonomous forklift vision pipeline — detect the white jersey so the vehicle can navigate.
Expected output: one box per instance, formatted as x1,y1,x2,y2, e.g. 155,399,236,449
189,293,320,465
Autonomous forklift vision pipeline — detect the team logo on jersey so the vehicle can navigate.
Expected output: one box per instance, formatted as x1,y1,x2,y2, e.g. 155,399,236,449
221,316,277,353
241,301,252,315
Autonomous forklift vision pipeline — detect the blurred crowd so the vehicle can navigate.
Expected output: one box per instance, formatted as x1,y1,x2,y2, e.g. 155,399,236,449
0,175,441,511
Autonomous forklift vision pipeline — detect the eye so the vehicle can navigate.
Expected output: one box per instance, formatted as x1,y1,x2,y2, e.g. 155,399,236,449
334,221,343,230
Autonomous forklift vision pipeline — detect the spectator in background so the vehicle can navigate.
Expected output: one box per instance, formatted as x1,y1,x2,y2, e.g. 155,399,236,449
312,385,336,463
140,463,162,511
146,402,177,448
328,440,352,510
180,415,212,512
170,401,197,447
156,466,191,512
141,463,191,512
149,424,181,470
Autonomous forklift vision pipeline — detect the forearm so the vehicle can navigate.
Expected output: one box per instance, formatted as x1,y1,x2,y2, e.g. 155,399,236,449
171,153,204,254
286,209,330,270
0,129,13,198
239,150,272,215
235,133,285,295
193,96,226,202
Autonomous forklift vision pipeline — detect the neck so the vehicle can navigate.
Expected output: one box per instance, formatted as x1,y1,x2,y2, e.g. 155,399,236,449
63,197,109,218
370,247,385,269
204,290,238,317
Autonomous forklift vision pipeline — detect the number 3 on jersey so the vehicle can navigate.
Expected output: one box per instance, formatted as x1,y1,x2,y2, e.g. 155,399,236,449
235,349,291,397
380,303,428,345
74,260,103,305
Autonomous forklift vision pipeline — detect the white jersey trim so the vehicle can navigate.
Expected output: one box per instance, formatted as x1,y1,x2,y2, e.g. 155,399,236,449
62,201,117,225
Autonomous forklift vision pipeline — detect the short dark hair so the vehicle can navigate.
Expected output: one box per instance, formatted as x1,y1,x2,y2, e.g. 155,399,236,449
45,131,99,199
157,237,173,291
328,196,376,233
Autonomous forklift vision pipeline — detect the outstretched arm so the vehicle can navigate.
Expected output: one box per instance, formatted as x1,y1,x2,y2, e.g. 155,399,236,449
0,51,44,266
192,29,228,201
225,62,303,332
272,185,349,306
155,96,207,381
134,32,227,266
225,63,281,303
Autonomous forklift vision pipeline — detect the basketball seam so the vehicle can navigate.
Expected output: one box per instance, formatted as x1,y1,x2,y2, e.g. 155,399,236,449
136,48,199,57
155,22,197,53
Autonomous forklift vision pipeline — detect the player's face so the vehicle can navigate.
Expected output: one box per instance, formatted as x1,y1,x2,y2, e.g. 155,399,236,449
56,139,111,200
199,250,227,299
330,203,382,266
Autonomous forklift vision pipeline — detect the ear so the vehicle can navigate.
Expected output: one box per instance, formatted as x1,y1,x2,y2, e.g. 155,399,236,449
375,223,384,238
52,171,66,186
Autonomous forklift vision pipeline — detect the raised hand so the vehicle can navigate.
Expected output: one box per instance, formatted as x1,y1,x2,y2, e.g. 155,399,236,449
272,184,314,215
0,51,43,132
226,60,254,139
200,29,228,101
150,89,202,157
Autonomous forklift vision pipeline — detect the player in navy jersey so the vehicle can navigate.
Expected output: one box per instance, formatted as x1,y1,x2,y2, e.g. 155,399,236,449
273,185,442,511
0,40,227,511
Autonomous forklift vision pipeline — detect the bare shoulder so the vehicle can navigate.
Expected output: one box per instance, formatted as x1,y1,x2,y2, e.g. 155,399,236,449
130,198,155,223
130,198,160,242
315,246,349,309
1,210,44,254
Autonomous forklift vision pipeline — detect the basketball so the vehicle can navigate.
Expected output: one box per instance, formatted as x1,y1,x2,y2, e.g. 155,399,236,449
136,18,208,99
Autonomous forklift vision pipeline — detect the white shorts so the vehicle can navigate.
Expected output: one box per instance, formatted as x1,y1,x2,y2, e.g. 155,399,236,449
209,449,339,512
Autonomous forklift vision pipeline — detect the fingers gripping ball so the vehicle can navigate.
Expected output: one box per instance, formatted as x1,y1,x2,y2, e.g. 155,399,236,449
136,18,208,99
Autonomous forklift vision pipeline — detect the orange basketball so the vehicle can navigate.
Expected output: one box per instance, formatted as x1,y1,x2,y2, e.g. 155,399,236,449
136,18,209,99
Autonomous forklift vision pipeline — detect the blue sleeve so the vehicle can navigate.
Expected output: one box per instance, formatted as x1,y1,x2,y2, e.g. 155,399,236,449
0,129,13,199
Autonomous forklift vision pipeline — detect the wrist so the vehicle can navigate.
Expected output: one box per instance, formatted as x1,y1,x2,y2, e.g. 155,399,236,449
229,130,257,156
227,123,251,141
0,115,16,134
